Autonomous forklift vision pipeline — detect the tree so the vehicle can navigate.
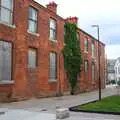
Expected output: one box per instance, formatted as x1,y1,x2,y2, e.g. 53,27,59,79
63,22,83,95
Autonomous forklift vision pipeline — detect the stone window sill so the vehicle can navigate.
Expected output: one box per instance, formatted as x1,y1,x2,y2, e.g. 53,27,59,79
27,30,40,37
49,39,57,43
84,51,88,54
48,79,57,83
0,21,16,28
0,80,14,85
92,56,95,59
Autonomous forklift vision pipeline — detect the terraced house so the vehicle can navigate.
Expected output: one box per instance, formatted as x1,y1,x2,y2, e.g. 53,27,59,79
0,0,106,101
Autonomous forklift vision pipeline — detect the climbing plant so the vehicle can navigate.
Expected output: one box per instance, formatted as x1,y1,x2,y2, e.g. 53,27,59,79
63,22,83,95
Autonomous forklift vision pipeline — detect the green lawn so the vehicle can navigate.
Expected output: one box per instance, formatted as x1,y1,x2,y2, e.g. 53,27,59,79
78,95,120,113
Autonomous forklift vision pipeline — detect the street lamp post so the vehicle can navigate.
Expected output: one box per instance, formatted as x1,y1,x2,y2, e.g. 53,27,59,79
91,25,101,101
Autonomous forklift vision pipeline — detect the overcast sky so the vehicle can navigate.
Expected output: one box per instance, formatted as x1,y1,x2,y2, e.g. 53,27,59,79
35,0,120,59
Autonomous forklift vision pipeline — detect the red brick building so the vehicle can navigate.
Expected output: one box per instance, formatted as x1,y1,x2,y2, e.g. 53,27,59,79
0,0,105,101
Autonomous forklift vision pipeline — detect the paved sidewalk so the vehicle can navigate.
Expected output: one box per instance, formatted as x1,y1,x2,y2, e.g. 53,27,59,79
0,109,119,120
0,86,119,120
0,109,55,120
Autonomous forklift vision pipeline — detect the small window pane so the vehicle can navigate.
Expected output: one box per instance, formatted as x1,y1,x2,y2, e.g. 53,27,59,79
1,8,12,24
28,7,37,33
29,7,37,20
77,33,79,40
50,52,57,80
92,41,95,57
50,19,56,29
1,0,12,9
84,60,88,72
84,38,88,52
50,29,56,40
28,20,37,33
28,48,37,68
92,63,95,81
50,19,56,40
0,0,13,24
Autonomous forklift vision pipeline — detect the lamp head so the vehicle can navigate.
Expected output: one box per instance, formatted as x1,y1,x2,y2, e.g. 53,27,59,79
91,25,99,28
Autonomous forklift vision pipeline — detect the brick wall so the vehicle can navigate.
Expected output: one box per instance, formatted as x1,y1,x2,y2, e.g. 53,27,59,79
0,0,106,101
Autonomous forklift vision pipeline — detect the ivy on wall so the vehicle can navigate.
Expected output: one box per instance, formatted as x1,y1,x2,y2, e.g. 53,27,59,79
63,22,83,94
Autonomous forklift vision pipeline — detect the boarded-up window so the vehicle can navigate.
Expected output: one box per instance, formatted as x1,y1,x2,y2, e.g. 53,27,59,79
28,48,37,68
49,52,57,80
0,41,12,81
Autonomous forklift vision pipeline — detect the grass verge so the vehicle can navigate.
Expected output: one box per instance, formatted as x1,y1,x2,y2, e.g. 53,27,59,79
70,95,120,114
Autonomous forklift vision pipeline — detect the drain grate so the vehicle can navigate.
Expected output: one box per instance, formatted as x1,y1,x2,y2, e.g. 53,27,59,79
56,106,60,109
41,109,47,111
0,112,5,115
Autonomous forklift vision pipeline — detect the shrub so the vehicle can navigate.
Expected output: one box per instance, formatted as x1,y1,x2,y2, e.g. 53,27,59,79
110,80,116,84
117,80,120,86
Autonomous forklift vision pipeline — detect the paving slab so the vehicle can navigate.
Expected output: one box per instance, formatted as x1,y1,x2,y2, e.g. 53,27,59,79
0,109,55,120
0,108,120,120
0,109,119,120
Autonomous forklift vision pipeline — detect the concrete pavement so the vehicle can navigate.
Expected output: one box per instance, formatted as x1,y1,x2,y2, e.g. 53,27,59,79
0,86,120,120
0,109,55,120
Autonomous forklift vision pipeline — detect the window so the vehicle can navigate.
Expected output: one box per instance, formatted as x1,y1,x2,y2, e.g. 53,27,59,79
0,0,13,24
77,33,79,40
92,40,95,57
92,63,95,81
0,41,12,81
118,67,120,74
115,67,117,74
28,7,37,33
84,38,88,52
49,52,57,80
28,48,37,68
84,60,88,72
50,18,57,40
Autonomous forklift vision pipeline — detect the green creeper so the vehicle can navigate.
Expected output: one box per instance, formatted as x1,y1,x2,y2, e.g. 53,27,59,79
63,22,83,94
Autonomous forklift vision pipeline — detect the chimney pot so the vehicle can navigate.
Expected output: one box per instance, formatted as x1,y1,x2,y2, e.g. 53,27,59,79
66,17,78,25
47,1,57,13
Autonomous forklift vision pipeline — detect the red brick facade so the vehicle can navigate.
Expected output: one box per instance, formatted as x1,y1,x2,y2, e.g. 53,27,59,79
78,29,106,92
0,0,105,101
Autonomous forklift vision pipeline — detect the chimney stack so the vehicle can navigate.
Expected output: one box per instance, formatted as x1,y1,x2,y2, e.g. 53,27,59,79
47,1,57,13
66,17,78,25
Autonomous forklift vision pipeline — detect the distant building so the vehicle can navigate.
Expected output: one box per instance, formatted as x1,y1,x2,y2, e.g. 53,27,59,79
107,59,116,84
114,57,120,82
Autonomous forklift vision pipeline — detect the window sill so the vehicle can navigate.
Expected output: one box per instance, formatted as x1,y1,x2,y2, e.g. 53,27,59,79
27,30,40,37
28,67,38,71
0,80,14,85
49,39,57,43
48,79,57,83
84,51,88,54
0,21,16,29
